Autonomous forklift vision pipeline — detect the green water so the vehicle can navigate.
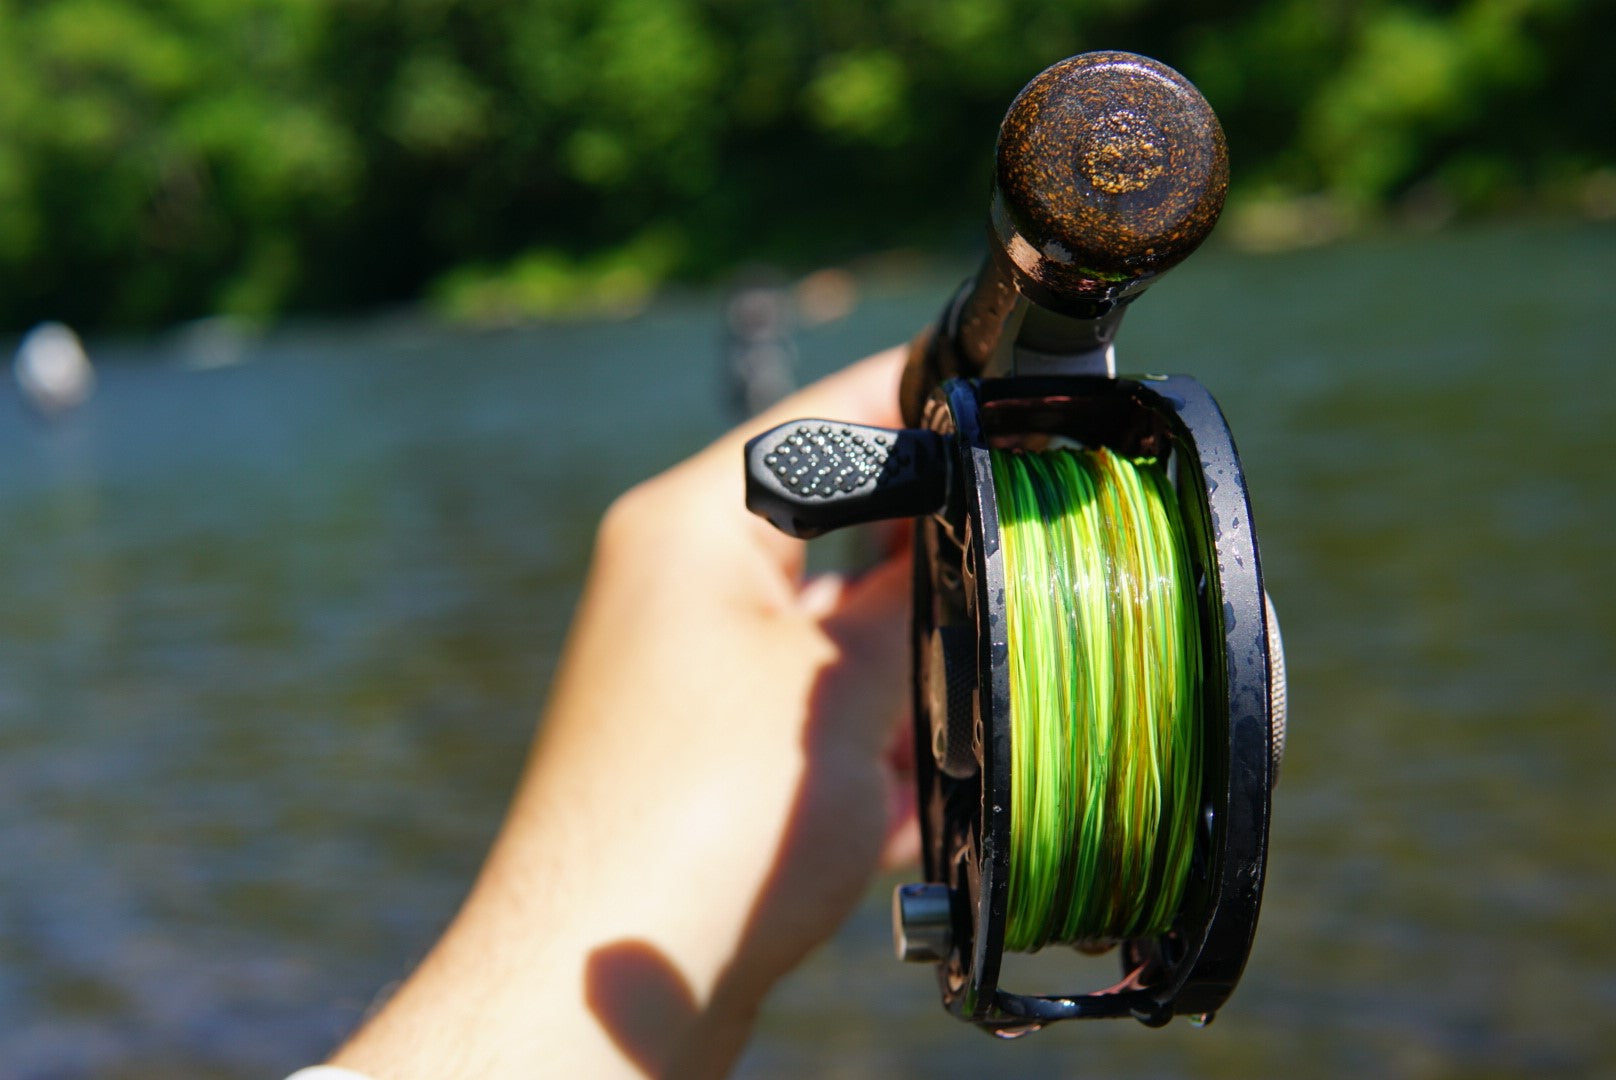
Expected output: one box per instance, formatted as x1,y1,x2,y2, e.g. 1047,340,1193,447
1,221,1612,1077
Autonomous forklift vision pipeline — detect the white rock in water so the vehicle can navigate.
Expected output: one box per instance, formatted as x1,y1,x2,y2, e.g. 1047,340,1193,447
15,321,95,415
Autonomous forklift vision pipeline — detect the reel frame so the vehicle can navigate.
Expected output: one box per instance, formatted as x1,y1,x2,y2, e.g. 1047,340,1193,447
910,375,1272,1034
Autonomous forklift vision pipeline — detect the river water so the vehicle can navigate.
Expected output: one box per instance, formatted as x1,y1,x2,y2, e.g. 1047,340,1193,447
1,220,1612,1078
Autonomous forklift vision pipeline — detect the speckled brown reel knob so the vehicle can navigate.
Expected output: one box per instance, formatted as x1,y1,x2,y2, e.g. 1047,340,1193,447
991,51,1227,316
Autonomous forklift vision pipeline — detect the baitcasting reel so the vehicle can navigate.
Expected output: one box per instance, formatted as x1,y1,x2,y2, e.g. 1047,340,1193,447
744,52,1284,1036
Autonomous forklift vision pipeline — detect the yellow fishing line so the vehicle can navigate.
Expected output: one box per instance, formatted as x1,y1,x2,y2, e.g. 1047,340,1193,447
993,446,1202,950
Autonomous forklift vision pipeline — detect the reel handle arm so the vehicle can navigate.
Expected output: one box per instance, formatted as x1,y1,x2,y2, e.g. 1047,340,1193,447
743,419,950,539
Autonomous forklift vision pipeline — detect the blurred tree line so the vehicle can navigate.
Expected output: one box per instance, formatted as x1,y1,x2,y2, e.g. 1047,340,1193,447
0,0,1609,330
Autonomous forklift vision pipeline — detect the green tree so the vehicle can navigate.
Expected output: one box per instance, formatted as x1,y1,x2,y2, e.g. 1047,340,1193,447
0,0,1608,331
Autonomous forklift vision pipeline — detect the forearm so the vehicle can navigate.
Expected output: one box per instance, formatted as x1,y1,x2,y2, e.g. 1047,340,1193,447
325,349,912,1079
328,839,765,1080
330,496,831,1076
330,553,799,1078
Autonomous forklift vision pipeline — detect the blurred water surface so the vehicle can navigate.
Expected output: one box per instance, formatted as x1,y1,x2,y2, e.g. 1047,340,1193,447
0,221,1612,1078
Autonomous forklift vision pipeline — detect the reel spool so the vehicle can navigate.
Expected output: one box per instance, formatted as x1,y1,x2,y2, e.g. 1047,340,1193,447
743,52,1284,1036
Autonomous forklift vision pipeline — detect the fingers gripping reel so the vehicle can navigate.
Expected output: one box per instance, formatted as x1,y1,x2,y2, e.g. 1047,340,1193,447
743,52,1282,1035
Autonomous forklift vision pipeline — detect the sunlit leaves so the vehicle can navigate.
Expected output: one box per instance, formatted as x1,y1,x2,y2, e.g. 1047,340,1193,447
806,51,910,145
0,0,1606,328
386,53,492,157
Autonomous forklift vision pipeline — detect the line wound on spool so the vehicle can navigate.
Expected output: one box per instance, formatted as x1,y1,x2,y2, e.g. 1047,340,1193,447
992,446,1201,952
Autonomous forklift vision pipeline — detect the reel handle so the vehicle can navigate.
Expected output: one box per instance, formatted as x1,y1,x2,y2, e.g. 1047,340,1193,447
993,50,1227,310
900,51,1227,424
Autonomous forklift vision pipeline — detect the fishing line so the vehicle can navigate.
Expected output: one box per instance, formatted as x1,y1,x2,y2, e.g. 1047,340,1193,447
992,446,1203,951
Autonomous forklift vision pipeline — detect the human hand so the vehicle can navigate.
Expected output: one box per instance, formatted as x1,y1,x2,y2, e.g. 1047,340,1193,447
329,347,917,1079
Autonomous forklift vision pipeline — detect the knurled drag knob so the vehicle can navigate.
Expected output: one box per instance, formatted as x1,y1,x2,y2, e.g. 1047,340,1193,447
1266,591,1287,785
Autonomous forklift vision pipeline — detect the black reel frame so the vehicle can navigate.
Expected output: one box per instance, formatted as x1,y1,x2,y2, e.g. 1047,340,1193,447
911,375,1271,1034
742,49,1278,1037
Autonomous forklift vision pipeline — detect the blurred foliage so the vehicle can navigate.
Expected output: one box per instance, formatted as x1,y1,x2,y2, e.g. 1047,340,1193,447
0,0,1610,329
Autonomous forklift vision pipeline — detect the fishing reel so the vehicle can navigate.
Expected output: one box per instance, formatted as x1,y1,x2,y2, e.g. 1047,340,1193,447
744,52,1284,1035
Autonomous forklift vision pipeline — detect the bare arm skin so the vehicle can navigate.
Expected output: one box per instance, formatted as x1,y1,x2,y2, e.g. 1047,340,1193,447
329,348,918,1079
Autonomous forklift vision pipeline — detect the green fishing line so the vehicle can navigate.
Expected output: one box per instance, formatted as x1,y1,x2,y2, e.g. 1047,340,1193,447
992,446,1203,951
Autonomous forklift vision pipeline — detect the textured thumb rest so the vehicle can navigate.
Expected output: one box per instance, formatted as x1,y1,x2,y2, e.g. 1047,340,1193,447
744,420,949,539
992,51,1227,314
